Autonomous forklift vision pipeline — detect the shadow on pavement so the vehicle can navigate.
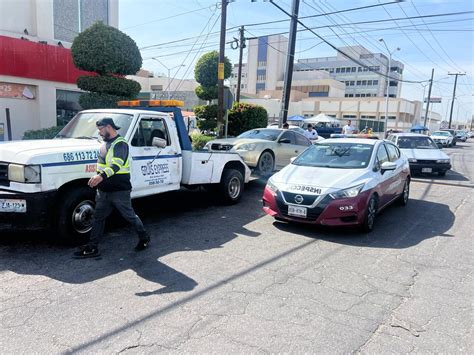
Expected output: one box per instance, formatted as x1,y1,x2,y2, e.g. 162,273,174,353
0,179,267,294
272,198,455,249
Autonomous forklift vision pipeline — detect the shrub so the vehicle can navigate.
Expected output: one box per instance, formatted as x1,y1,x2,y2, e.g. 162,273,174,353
71,22,142,75
194,104,218,131
77,75,141,97
190,133,214,150
195,85,218,101
228,102,268,136
194,51,232,88
23,126,64,140
78,92,127,109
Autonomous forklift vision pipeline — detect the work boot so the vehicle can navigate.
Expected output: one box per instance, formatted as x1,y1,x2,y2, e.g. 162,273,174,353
135,233,150,251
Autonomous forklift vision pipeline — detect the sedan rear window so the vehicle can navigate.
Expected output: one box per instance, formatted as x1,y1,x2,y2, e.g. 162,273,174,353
293,143,374,169
397,136,438,149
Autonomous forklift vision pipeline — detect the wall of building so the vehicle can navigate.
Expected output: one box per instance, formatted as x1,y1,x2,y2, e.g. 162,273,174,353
242,96,425,132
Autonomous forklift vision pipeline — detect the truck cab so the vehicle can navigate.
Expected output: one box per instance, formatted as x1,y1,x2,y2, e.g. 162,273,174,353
0,100,250,242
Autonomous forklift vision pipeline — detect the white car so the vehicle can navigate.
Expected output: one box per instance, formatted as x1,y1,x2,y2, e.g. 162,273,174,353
431,131,454,147
388,133,451,176
262,138,411,232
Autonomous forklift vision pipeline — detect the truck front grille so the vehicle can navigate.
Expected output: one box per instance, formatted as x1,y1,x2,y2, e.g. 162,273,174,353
0,163,9,186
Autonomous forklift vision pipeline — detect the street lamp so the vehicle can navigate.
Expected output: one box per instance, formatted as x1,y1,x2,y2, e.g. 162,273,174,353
379,38,400,136
151,57,185,99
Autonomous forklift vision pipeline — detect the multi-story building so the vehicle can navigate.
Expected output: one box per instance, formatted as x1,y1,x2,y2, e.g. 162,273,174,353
295,45,404,98
229,63,248,97
0,0,118,140
246,34,288,95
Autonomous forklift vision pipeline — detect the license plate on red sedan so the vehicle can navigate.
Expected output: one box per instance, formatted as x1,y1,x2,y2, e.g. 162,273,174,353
288,205,307,218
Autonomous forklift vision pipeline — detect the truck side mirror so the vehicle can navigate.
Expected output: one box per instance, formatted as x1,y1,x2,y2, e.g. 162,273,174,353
152,137,167,148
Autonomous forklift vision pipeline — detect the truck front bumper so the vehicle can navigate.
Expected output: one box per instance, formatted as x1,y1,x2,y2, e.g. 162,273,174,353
0,190,57,231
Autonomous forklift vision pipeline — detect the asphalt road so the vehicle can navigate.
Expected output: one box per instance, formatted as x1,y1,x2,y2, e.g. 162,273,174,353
1,141,473,353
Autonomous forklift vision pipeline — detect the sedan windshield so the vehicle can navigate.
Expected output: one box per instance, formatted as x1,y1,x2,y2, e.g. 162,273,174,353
397,136,438,149
238,129,280,141
56,112,133,139
293,142,374,169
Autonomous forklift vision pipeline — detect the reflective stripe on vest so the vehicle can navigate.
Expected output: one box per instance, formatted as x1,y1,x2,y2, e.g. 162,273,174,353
97,137,130,177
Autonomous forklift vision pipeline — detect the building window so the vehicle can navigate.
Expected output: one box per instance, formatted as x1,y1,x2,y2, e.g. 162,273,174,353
389,81,398,87
361,80,367,86
373,80,379,85
53,0,109,43
336,68,341,73
355,94,361,97
358,67,363,72
351,67,356,72
356,80,361,85
329,68,334,73
56,89,82,126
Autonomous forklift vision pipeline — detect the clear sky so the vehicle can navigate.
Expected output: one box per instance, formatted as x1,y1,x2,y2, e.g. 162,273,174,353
119,0,474,126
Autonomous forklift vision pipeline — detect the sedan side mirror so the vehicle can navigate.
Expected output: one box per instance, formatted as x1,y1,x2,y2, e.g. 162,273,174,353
279,138,291,144
381,161,397,173
152,137,167,148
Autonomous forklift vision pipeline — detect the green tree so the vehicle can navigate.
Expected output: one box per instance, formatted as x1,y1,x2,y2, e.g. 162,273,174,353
194,104,218,131
71,22,142,109
227,102,268,136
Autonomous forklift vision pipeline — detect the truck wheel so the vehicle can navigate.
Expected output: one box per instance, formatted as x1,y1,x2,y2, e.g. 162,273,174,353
256,151,274,177
57,186,96,244
219,169,244,204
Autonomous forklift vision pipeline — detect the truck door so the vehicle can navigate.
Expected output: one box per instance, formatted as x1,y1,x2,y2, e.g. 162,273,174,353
129,114,182,197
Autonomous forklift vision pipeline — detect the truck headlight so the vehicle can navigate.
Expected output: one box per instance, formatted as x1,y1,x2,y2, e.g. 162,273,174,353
330,184,364,199
436,159,450,164
8,164,41,183
236,143,257,151
408,158,417,163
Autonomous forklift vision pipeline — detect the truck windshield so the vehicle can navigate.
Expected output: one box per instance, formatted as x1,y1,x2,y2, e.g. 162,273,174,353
55,112,133,139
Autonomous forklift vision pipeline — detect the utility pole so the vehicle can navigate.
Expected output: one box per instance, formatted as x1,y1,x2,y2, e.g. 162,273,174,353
423,68,434,129
448,72,466,129
236,26,246,103
278,0,300,127
217,0,228,138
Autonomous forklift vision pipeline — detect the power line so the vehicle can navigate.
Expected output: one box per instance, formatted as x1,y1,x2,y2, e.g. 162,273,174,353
268,0,428,84
139,8,474,51
122,4,218,30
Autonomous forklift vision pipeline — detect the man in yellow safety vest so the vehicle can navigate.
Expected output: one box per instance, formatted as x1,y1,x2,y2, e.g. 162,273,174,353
74,118,150,258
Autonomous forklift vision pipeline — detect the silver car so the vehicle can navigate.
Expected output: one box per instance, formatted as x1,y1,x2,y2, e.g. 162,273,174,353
206,128,312,176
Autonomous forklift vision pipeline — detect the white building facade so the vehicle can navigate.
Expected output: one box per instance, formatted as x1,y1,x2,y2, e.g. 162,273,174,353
0,0,118,140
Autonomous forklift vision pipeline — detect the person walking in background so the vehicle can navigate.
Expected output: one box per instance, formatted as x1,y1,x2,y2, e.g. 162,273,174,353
283,122,289,129
73,118,150,259
303,123,319,140
342,120,355,135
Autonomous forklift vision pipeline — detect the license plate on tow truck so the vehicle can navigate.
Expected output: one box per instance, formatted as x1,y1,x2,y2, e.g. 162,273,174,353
288,205,307,218
0,199,27,213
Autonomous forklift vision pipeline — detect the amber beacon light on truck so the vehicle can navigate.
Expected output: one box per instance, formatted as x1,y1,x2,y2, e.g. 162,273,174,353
117,100,184,107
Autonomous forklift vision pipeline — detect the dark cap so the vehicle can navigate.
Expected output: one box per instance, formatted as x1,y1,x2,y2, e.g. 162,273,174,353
96,118,120,130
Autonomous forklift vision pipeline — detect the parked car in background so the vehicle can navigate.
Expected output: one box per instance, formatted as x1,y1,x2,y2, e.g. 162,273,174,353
206,128,312,176
440,129,457,146
388,133,451,176
455,130,468,142
262,138,410,232
431,130,454,147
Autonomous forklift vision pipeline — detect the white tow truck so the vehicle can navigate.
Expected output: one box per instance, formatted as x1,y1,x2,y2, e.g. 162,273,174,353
0,100,250,242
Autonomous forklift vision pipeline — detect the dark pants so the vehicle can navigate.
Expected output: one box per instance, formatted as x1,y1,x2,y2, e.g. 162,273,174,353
88,189,147,248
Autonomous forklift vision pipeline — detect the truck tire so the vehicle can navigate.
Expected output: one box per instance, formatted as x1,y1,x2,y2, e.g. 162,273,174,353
256,150,274,177
219,169,244,205
57,186,96,244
